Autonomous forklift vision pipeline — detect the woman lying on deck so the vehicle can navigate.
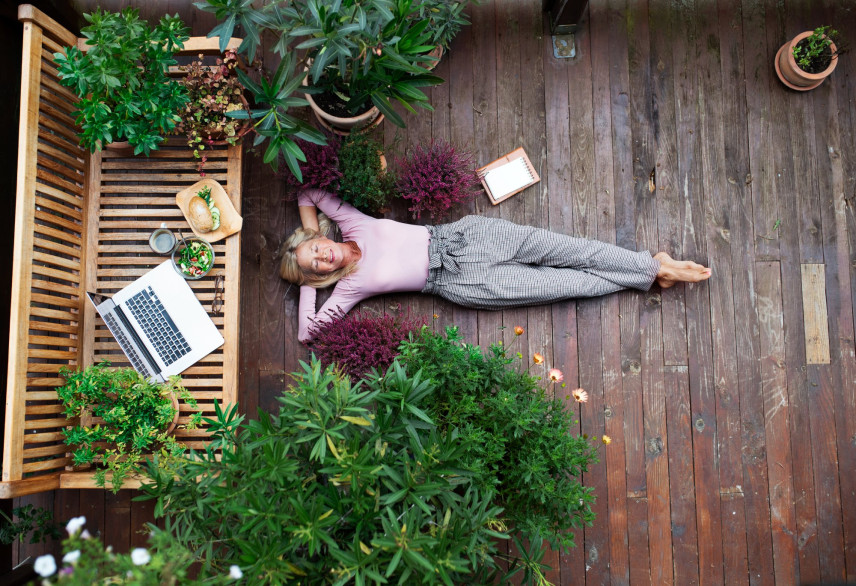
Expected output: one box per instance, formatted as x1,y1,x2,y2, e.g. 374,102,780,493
281,189,712,343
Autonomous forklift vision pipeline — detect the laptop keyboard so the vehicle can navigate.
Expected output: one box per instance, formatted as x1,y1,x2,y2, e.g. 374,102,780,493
125,287,191,366
103,313,154,378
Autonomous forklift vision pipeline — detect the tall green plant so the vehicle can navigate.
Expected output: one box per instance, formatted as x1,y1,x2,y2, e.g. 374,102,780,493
54,8,190,155
399,326,599,552
140,359,510,584
194,0,444,178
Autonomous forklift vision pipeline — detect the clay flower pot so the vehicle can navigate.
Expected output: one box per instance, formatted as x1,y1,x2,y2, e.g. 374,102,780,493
302,65,384,135
775,31,839,91
425,45,444,71
304,91,384,136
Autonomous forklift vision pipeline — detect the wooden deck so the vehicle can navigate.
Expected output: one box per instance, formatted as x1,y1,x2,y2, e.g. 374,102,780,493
8,0,856,583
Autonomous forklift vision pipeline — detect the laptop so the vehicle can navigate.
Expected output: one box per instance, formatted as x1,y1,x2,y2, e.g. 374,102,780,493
87,260,224,382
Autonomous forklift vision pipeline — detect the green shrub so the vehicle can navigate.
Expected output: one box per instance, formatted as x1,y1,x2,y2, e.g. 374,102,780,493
56,363,201,492
338,132,394,213
54,8,190,155
399,326,598,552
140,359,509,584
0,505,59,545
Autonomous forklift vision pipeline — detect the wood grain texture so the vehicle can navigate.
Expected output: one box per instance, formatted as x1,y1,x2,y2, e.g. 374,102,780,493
801,264,831,365
12,0,856,581
4,14,243,495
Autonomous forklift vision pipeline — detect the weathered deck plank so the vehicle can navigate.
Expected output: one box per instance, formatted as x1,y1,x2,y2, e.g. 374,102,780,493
12,0,856,582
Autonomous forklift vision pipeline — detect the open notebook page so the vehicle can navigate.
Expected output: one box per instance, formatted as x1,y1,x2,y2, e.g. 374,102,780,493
483,157,534,200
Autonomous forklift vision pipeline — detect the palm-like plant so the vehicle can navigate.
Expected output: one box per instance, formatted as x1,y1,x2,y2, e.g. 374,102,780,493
227,53,326,179
195,0,443,172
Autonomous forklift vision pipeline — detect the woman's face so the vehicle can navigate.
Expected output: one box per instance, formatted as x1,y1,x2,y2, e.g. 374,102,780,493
296,237,348,275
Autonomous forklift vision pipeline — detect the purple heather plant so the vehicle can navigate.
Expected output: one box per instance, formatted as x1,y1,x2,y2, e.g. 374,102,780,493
306,309,427,380
394,140,481,220
279,137,343,191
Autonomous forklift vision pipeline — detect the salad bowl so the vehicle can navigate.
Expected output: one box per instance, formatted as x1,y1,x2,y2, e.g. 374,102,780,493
172,236,215,280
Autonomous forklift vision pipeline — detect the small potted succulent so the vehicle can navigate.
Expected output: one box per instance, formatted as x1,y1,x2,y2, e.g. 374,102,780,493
176,49,253,172
54,8,190,155
56,362,201,492
394,140,480,220
775,26,844,90
338,132,395,214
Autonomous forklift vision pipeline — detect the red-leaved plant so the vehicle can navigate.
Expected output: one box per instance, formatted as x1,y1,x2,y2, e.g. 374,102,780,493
394,140,480,220
307,309,427,380
279,136,343,191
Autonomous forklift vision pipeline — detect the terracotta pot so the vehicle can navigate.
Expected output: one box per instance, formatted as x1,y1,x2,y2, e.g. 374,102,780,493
775,31,839,91
425,45,444,71
104,140,135,156
304,91,384,136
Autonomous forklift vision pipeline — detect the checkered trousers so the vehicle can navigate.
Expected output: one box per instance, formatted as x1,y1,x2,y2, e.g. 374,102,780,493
421,216,660,310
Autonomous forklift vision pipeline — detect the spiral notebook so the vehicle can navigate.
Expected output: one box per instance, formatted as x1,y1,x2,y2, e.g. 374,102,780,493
477,147,540,205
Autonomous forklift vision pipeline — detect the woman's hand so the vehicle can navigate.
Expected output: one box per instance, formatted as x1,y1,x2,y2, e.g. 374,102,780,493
299,205,320,231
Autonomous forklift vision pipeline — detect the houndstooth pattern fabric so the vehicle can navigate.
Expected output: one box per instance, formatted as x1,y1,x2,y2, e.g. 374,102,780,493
421,216,660,309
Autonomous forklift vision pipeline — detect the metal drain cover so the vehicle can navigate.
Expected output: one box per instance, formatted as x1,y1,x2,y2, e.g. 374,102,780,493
552,34,576,59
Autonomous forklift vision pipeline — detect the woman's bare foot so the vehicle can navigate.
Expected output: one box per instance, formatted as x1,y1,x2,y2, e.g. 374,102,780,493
654,252,712,289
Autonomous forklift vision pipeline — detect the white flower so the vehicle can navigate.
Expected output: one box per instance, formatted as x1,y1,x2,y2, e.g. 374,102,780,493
34,555,56,577
80,529,91,540
229,565,243,579
130,548,151,566
65,516,86,536
62,550,81,564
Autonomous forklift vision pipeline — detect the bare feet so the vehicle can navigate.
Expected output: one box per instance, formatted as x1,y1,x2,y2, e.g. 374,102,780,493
654,252,712,289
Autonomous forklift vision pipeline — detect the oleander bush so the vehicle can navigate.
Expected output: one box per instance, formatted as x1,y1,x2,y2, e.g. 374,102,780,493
307,309,427,379
399,326,599,551
140,359,513,584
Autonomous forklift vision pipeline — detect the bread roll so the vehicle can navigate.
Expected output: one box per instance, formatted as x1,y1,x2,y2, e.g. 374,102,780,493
188,196,214,232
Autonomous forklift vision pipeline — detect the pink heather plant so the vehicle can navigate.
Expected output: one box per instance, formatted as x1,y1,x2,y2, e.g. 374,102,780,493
279,137,343,191
394,140,480,220
307,309,427,380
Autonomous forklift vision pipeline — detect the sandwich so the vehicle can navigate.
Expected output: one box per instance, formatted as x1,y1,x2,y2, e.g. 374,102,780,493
187,185,221,233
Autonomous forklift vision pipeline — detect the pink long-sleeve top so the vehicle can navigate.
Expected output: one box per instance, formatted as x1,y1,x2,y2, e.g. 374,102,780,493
297,189,431,342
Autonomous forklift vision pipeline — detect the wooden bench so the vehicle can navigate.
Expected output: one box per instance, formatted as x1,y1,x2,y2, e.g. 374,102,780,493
2,4,242,497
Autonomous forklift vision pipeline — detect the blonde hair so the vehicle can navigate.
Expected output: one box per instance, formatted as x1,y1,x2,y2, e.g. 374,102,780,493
279,213,359,288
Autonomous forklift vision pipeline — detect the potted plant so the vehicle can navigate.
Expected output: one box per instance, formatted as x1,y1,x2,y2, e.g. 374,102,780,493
394,139,480,219
56,362,201,492
195,0,443,139
775,26,843,90
53,8,191,155
413,0,474,69
175,48,253,173
338,132,395,213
